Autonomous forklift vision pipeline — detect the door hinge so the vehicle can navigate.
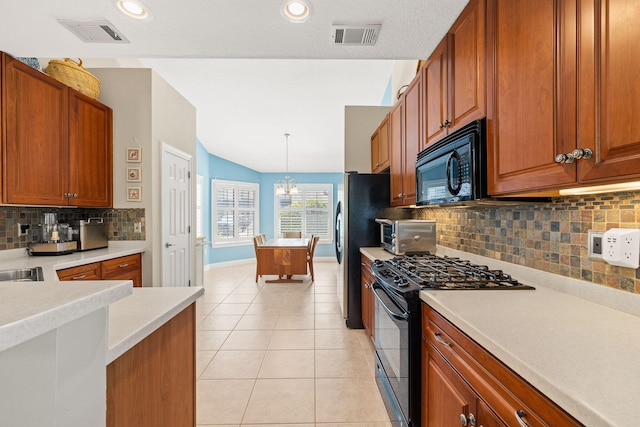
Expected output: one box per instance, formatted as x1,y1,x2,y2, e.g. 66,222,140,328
188,225,191,233
188,279,191,286
188,171,191,179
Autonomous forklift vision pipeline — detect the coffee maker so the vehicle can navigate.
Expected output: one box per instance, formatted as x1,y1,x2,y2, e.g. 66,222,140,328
28,213,77,255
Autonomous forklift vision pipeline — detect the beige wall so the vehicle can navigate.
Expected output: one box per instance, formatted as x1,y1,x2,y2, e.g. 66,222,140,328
90,68,196,286
344,106,391,173
150,71,197,286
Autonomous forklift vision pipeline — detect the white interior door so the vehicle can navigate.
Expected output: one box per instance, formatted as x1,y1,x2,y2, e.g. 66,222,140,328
162,143,192,287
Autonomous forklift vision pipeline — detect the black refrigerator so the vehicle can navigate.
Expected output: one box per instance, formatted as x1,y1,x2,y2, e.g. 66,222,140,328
335,171,396,329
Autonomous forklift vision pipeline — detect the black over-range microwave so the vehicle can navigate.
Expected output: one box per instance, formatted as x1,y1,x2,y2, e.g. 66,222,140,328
416,119,487,207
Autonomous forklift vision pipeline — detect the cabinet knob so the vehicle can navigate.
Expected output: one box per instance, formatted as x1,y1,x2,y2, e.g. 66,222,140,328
554,153,575,164
468,413,476,427
444,119,451,127
165,242,175,248
459,413,468,426
571,148,593,160
73,193,78,198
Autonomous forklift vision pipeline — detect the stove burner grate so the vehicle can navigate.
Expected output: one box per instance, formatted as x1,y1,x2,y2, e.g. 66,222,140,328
377,252,534,290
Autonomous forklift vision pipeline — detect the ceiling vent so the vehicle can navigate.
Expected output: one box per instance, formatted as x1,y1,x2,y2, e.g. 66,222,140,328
331,24,381,46
57,19,130,43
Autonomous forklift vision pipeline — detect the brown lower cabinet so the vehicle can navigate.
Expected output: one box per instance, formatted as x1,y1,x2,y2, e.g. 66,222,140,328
57,253,142,287
360,253,376,343
107,303,196,427
421,303,582,427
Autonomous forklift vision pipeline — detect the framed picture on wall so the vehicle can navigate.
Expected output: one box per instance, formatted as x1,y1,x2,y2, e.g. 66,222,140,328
127,147,141,163
126,167,141,182
127,186,142,202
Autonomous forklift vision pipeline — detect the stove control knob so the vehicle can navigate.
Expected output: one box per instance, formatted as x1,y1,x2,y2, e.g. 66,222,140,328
374,260,384,267
394,276,408,287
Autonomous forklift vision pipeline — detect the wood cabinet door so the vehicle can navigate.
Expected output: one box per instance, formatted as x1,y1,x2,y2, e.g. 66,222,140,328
57,262,101,281
448,0,486,133
423,339,477,427
577,0,640,183
3,55,70,205
371,115,390,173
371,128,381,172
377,115,390,171
402,72,421,205
360,255,375,342
102,254,142,287
486,0,577,195
389,101,405,206
424,38,449,148
69,91,113,207
476,399,507,427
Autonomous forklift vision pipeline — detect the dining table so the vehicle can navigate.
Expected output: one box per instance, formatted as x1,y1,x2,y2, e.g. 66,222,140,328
255,238,309,283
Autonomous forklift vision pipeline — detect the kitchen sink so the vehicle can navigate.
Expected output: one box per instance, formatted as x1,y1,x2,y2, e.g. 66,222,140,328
0,267,44,282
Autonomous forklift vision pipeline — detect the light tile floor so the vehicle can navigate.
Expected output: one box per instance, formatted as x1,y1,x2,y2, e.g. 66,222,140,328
196,260,392,427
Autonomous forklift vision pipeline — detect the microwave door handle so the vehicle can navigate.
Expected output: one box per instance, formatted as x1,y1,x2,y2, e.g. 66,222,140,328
371,283,409,320
375,218,393,225
446,151,462,196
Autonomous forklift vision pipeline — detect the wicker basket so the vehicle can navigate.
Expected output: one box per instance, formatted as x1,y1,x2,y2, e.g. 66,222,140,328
45,58,100,100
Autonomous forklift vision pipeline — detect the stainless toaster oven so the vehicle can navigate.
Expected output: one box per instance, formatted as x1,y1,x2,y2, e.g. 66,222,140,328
375,219,436,255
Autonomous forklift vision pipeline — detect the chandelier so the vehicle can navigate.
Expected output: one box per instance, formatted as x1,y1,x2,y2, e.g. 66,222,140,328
276,133,298,196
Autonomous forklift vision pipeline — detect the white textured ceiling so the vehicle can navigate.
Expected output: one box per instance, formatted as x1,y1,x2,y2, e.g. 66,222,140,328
0,0,469,172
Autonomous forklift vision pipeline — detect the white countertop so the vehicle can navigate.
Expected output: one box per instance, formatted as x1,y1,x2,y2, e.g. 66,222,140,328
360,247,394,261
107,286,204,363
0,280,132,353
418,247,640,427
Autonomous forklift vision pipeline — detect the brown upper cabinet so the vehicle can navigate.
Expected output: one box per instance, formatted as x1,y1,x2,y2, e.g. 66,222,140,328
1,53,113,207
423,0,486,150
389,90,419,207
371,114,390,173
576,0,640,183
487,0,640,195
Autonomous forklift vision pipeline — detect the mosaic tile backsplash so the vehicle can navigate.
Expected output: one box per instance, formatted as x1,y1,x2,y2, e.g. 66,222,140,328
0,207,145,250
415,191,640,294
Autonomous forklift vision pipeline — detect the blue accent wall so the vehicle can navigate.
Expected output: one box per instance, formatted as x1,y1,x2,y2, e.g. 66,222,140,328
197,140,342,265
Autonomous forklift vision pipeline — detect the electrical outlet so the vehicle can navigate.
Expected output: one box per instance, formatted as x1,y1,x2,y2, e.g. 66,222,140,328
588,230,604,260
602,228,640,268
17,223,29,237
133,222,142,233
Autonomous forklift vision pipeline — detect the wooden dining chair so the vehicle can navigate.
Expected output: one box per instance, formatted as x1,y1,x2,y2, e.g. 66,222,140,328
256,233,266,244
307,235,320,282
253,235,264,282
283,231,302,238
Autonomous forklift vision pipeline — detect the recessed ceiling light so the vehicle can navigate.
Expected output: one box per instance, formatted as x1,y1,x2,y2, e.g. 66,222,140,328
115,0,152,20
282,0,312,23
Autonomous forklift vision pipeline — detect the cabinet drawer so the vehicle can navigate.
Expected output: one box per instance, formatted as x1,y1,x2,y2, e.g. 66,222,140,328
422,304,581,427
101,254,141,278
57,262,101,281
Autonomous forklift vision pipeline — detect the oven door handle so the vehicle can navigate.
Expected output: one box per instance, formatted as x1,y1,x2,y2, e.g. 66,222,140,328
372,282,409,321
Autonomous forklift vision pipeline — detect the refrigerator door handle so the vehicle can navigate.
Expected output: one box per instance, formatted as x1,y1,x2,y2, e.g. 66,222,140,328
335,201,343,263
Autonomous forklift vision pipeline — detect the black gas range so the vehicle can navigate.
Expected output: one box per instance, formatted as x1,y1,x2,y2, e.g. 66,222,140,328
372,251,534,293
370,252,534,427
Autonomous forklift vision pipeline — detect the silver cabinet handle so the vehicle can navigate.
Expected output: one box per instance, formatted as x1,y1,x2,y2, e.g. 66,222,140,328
468,413,476,427
71,274,87,280
571,148,592,160
433,332,452,347
515,410,531,427
554,153,575,164
459,413,467,426
118,263,129,268
165,242,175,248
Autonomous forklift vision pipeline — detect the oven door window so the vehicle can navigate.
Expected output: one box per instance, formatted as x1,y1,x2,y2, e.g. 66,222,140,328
373,283,409,420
